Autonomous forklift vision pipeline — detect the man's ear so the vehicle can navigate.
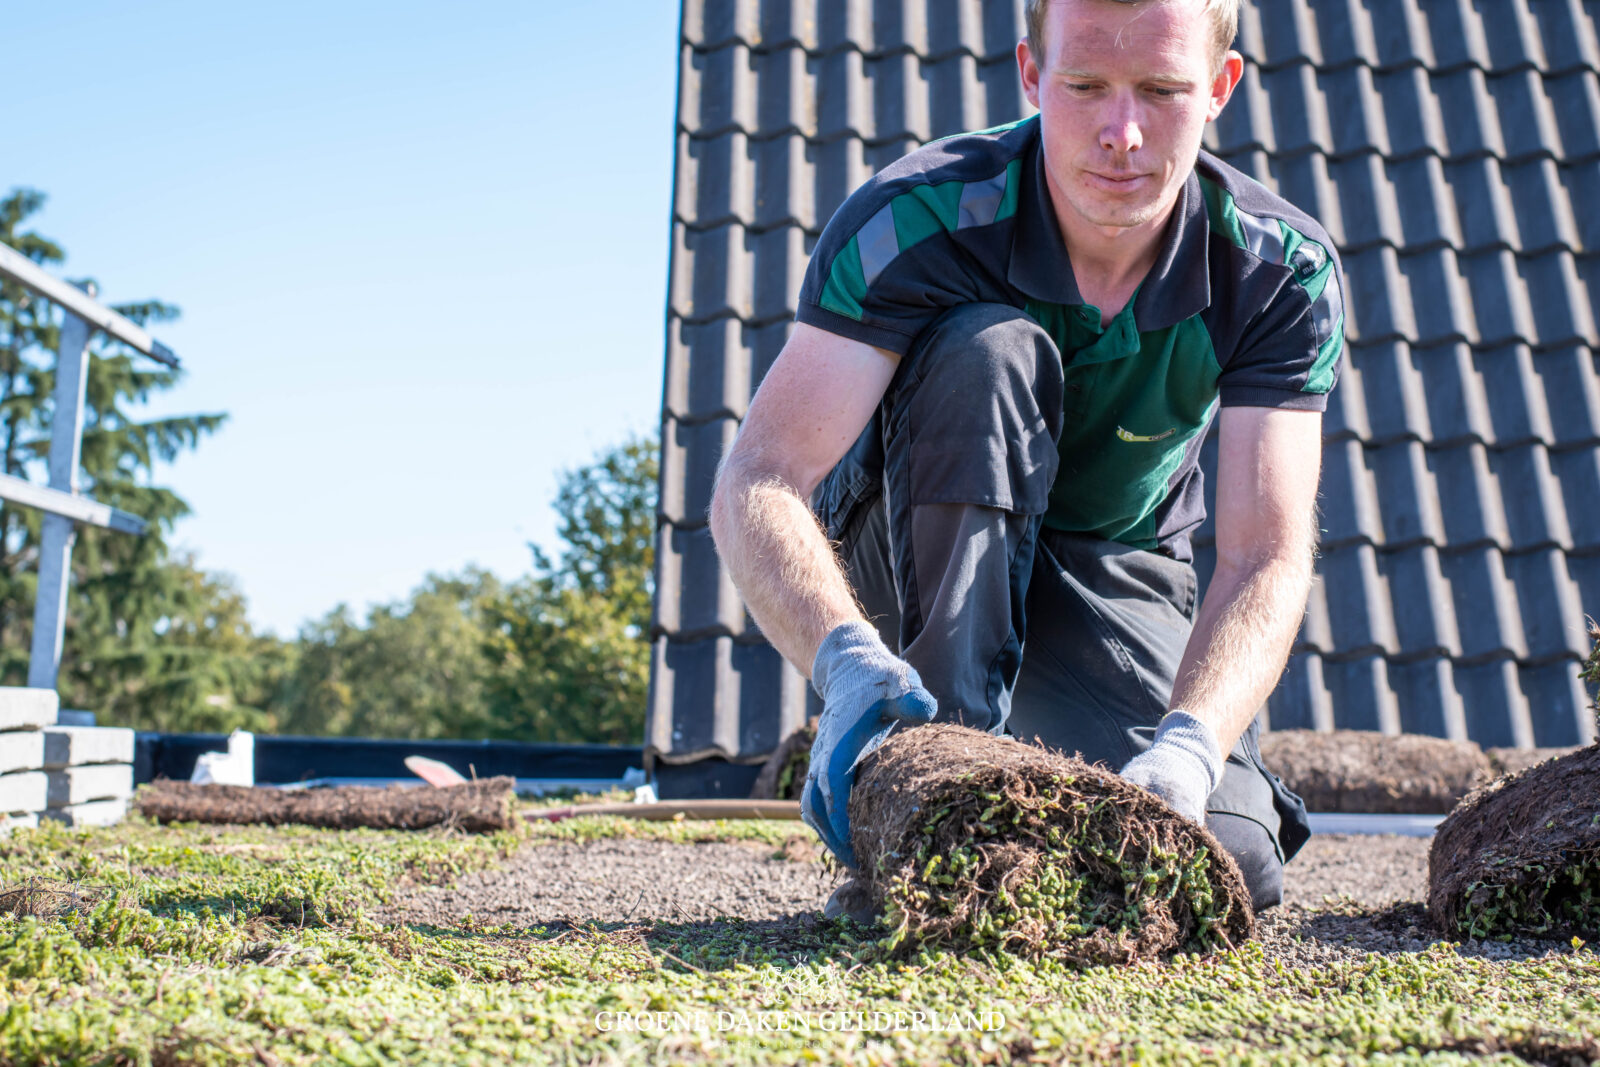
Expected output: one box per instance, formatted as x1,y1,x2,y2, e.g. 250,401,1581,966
1206,50,1245,122
1018,38,1042,111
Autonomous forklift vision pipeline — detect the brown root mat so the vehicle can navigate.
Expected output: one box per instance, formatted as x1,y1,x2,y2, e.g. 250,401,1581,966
1258,729,1492,813
750,718,816,800
1428,743,1600,940
848,723,1254,966
135,778,516,833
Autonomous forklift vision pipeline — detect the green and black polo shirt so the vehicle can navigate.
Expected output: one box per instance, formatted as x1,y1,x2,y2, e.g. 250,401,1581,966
795,114,1345,562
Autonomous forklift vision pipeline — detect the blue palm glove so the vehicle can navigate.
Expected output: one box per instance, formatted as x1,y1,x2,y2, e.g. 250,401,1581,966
801,620,938,869
1119,709,1225,825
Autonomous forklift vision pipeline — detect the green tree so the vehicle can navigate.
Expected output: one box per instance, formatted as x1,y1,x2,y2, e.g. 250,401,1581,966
478,434,657,745
272,569,500,739
0,187,274,730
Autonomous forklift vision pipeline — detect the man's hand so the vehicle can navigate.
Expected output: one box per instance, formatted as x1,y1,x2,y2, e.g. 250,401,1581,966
801,620,938,868
1119,710,1225,825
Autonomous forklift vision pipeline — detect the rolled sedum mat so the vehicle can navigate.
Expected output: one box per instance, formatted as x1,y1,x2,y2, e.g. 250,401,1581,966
848,723,1255,965
136,778,516,833
1429,743,1600,940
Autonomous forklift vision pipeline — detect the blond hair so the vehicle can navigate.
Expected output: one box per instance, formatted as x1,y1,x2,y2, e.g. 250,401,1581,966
1024,0,1240,76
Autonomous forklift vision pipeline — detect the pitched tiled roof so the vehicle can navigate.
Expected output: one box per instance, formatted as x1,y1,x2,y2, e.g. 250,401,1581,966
650,0,1600,768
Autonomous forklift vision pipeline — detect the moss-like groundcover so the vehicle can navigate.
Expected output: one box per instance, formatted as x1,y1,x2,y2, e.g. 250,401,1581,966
0,812,1596,1065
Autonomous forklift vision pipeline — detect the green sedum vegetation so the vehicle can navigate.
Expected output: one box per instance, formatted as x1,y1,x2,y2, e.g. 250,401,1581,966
1,814,1597,1065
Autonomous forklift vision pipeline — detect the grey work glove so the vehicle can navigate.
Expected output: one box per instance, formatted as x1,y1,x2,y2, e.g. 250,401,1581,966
1119,710,1225,825
801,620,938,869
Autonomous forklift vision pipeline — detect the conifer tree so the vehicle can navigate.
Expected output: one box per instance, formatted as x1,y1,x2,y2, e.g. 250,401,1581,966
0,187,281,730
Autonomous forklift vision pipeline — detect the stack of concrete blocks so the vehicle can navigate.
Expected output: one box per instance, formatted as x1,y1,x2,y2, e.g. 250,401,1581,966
0,688,135,834
0,688,56,835
43,720,134,828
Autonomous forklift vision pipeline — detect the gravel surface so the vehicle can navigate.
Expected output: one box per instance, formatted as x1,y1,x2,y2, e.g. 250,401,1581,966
388,831,1575,963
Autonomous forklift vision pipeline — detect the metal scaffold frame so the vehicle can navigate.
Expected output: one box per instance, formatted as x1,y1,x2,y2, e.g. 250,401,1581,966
0,241,181,690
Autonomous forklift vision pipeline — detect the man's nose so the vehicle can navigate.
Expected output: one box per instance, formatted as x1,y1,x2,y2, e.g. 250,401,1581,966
1100,104,1143,154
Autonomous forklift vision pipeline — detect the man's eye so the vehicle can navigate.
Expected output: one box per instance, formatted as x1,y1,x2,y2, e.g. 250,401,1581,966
1149,87,1182,98
1066,83,1096,93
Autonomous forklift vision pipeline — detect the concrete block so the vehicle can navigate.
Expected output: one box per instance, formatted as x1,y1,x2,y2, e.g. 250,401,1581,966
0,687,57,730
42,797,127,828
0,812,39,836
0,771,48,814
45,763,132,807
0,731,44,776
43,726,134,768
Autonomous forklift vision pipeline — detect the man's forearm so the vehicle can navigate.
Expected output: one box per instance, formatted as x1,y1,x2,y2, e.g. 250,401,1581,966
1169,549,1313,753
708,456,864,677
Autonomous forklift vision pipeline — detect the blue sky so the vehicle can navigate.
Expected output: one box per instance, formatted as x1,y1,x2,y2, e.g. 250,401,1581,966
7,1,681,636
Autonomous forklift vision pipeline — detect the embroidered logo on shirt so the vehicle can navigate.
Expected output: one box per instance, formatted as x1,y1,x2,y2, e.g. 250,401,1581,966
1115,425,1177,443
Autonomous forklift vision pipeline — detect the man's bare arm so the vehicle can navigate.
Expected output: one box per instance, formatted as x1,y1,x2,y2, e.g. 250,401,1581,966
708,322,901,676
1170,406,1322,752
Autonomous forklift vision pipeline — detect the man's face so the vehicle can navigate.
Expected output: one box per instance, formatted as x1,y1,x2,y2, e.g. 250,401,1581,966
1019,0,1241,237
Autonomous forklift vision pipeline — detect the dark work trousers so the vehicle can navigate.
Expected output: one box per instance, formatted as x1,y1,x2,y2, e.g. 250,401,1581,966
810,303,1311,911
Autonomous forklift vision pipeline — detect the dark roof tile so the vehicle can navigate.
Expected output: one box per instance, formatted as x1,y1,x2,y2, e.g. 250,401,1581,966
659,415,737,528
1488,69,1566,161
1479,0,1550,73
653,525,751,639
1257,63,1329,158
1371,439,1447,546
1317,542,1399,656
1343,245,1416,343
1256,1,1321,69
1545,70,1600,158
664,317,751,422
1438,546,1527,662
1433,67,1504,157
1350,341,1431,444
1312,0,1379,72
1443,157,1517,253
648,636,806,762
1374,0,1437,72
1422,0,1495,74
1379,544,1461,658
1533,0,1600,74
1402,247,1475,346
1373,66,1445,159
1503,157,1580,254
1490,442,1573,550
1388,155,1458,251
1534,344,1600,449
1476,343,1552,446
1521,250,1599,347
1328,152,1401,251
1517,658,1594,745
1321,654,1402,732
1501,546,1588,662
814,0,873,55
1455,248,1531,346
1549,447,1600,551
1317,437,1383,548
1390,656,1470,738
1413,341,1494,447
1454,656,1535,746
1266,652,1335,732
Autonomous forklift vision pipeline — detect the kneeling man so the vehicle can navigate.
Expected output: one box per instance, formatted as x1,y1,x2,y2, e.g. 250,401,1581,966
709,0,1340,913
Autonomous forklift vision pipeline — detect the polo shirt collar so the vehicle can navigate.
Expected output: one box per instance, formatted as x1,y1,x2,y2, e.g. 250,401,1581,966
1007,128,1212,332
